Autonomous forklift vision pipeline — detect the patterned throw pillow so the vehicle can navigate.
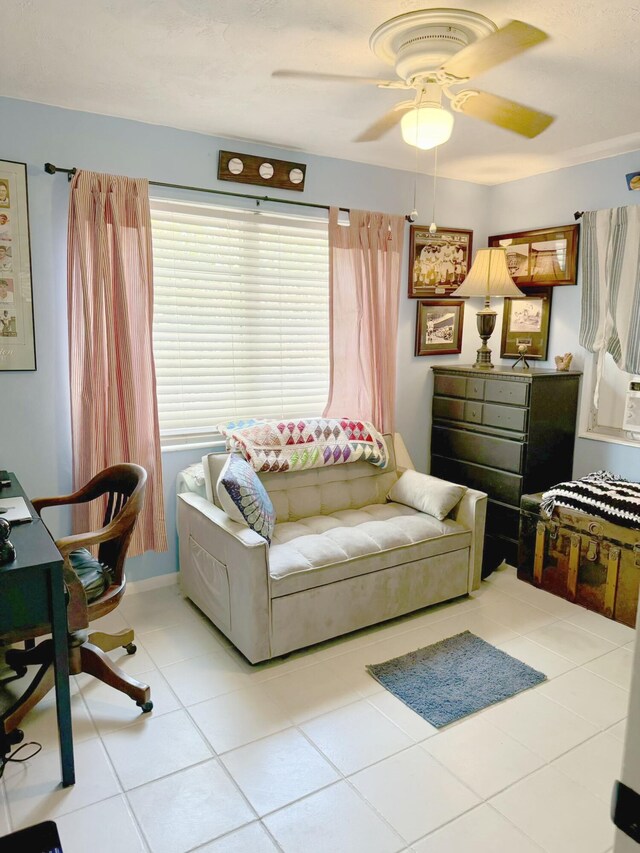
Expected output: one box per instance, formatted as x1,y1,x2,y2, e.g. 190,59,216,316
216,453,275,544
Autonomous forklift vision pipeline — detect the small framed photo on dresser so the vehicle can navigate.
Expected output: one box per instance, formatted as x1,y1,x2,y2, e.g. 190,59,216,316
500,287,552,360
415,300,464,356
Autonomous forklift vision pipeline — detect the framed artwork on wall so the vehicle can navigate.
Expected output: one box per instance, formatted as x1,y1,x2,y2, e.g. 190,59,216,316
415,299,464,356
0,159,35,371
488,223,579,287
408,225,473,298
500,286,552,361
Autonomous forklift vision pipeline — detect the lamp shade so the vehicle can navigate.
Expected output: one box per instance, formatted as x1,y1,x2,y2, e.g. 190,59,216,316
452,247,524,298
400,105,454,150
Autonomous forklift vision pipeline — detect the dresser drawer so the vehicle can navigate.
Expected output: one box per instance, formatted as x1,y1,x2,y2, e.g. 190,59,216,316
431,455,523,505
432,426,524,474
486,501,521,539
432,396,466,422
484,379,529,406
482,403,528,432
434,374,467,398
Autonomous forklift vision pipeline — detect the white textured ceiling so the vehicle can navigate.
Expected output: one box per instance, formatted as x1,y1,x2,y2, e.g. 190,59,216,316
3,0,640,184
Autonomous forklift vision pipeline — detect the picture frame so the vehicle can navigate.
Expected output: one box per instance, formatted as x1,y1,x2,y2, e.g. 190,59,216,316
488,223,579,287
415,300,464,356
0,159,35,371
500,286,553,361
408,225,473,298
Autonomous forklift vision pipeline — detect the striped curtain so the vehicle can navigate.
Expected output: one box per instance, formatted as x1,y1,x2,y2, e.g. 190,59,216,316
67,171,167,556
323,207,405,433
579,205,640,407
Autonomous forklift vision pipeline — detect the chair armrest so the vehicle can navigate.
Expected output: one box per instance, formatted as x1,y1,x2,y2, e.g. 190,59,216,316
449,486,488,591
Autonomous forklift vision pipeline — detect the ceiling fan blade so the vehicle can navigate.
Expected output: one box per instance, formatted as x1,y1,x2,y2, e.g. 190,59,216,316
272,70,398,86
441,20,549,81
354,103,413,142
454,90,554,138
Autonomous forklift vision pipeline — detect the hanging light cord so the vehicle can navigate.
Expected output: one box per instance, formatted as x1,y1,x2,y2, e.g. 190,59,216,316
430,146,439,232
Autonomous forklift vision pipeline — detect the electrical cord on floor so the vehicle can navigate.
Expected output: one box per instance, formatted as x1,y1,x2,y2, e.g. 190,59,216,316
0,741,42,779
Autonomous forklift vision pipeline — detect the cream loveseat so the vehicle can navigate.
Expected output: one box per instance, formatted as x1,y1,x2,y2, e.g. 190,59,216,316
177,435,487,663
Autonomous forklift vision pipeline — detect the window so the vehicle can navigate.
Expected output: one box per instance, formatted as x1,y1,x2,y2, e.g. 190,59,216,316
580,352,640,445
151,200,330,447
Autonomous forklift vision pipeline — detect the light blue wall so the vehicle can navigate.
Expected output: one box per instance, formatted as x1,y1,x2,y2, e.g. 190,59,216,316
2,95,638,580
489,151,640,482
0,96,490,580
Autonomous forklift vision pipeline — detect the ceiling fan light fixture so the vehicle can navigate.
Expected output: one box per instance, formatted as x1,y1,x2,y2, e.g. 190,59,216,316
400,104,454,150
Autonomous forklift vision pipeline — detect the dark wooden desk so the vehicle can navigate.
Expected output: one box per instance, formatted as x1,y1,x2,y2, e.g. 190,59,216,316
0,474,74,786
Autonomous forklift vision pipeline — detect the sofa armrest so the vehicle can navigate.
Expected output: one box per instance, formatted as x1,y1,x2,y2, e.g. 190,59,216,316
177,493,271,662
449,486,488,591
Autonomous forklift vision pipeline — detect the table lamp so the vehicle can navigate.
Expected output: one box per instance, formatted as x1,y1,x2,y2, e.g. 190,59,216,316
452,247,524,369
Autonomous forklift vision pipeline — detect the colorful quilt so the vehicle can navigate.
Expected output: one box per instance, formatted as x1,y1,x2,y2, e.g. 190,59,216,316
218,418,389,474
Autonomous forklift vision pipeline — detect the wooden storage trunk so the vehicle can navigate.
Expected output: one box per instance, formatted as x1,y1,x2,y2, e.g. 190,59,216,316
518,492,640,627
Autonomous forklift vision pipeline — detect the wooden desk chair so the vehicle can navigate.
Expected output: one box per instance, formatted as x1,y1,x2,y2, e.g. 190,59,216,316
2,464,152,744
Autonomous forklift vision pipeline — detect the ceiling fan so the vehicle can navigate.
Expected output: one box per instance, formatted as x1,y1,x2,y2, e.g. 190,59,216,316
273,9,554,149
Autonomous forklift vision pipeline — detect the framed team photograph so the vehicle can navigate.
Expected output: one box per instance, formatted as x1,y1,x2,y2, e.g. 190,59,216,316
488,224,579,287
415,300,464,356
0,159,35,371
500,287,552,360
408,225,473,298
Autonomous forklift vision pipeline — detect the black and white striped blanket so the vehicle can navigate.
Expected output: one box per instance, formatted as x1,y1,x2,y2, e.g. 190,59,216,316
541,471,640,529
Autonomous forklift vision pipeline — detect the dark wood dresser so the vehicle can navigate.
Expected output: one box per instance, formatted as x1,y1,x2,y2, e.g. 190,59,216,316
430,365,581,575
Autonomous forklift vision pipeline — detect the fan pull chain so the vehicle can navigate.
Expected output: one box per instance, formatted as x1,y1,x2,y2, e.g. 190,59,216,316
429,146,439,234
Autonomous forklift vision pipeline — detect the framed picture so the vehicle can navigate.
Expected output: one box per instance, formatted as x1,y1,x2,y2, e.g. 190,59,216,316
415,300,464,356
408,225,473,297
0,159,35,371
488,224,579,287
500,287,552,361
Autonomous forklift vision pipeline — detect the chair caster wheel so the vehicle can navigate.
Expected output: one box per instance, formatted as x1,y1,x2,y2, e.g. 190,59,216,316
7,729,24,746
137,700,153,713
11,666,27,680
124,643,137,655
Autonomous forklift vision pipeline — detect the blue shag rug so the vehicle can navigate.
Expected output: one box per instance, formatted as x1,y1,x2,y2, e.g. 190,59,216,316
366,631,546,727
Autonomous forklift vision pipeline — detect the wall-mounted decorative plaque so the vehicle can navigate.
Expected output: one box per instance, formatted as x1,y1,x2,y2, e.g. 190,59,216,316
217,150,306,192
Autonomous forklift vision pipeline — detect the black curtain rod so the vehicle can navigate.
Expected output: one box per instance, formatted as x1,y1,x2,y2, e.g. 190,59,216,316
45,162,413,220
574,211,584,220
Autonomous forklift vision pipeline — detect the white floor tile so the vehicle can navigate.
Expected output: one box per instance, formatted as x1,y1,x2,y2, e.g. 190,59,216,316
412,803,543,852
301,699,413,775
221,727,339,816
553,732,624,802
539,668,629,728
497,636,575,679
425,610,518,646
261,659,364,724
4,738,121,829
585,647,634,689
197,821,279,852
81,668,180,735
8,678,97,751
102,708,211,790
141,619,228,667
127,760,254,853
188,683,292,754
263,781,403,853
483,690,599,761
56,794,146,853
478,596,557,634
565,608,636,646
525,621,617,664
421,716,544,798
491,766,614,853
161,650,252,706
350,745,479,844
367,691,438,742
608,719,627,741
120,586,200,633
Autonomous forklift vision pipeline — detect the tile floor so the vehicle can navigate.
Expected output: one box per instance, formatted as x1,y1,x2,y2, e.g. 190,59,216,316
0,564,632,852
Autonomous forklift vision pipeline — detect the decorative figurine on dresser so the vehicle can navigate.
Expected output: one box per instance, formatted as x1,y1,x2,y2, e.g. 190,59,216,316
430,365,580,576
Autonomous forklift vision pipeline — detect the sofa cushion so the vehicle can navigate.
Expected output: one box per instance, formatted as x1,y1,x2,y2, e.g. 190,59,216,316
269,502,471,597
387,470,466,521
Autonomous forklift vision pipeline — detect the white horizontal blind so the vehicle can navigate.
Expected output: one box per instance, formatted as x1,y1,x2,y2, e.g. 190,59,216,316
150,199,330,440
